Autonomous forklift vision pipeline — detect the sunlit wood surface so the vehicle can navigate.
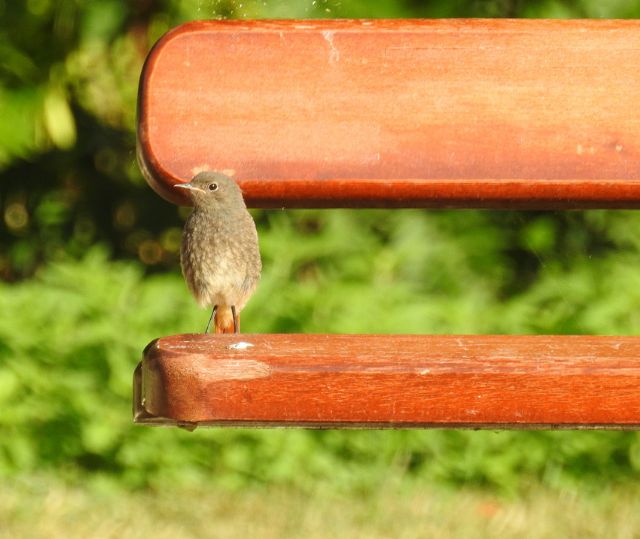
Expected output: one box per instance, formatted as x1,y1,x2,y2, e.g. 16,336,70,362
135,20,640,430
138,19,640,208
134,334,640,428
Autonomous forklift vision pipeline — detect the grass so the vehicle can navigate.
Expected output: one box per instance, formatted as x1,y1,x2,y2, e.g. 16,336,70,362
2,476,639,539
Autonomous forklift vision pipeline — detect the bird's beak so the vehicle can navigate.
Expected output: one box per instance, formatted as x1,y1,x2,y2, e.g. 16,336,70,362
174,182,206,194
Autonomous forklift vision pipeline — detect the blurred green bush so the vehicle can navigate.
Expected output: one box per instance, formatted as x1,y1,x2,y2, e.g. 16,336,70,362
2,0,640,494
2,212,640,492
3,0,640,279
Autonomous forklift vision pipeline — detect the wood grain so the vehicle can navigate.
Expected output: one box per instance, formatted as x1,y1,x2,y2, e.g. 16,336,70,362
137,19,640,209
133,334,640,428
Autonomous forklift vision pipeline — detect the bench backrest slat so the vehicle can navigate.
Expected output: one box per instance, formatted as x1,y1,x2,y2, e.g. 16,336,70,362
138,19,640,209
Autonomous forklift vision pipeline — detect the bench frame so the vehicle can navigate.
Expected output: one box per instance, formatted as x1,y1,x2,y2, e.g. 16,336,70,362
134,19,640,429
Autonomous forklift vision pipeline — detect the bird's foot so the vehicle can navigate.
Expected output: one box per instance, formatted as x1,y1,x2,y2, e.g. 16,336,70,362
232,305,239,333
205,305,217,334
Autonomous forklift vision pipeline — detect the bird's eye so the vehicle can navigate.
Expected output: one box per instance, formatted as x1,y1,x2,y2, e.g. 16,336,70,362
208,183,218,191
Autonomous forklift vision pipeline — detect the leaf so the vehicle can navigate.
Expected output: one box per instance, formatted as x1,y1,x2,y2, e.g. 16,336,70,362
43,89,76,150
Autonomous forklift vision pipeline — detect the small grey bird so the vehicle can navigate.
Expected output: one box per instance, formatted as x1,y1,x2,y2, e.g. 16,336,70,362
175,171,261,333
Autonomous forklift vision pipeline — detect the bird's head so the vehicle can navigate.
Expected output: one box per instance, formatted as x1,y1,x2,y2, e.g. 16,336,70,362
174,171,245,210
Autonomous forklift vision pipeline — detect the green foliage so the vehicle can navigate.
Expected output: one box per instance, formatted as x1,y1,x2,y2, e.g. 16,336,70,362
2,213,640,493
2,0,640,496
3,0,640,280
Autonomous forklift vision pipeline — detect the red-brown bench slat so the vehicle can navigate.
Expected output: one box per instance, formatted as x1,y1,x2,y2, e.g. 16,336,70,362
137,19,640,209
134,19,640,429
134,334,640,429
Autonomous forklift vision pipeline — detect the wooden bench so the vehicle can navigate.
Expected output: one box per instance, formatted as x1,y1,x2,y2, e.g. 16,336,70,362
134,19,640,429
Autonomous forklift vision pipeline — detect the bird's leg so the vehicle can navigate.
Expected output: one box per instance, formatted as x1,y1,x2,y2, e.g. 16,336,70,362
205,305,217,334
231,306,239,333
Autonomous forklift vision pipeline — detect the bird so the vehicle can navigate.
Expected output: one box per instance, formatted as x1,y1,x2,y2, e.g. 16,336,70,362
175,171,261,334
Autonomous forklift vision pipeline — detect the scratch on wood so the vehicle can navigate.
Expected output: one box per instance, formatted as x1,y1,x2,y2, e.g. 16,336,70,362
199,359,270,381
322,30,340,63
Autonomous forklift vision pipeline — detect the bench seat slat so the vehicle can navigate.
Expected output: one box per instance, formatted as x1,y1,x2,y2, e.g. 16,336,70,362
134,334,640,429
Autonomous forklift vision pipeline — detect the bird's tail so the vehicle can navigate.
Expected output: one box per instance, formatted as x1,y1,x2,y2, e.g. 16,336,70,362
214,305,238,333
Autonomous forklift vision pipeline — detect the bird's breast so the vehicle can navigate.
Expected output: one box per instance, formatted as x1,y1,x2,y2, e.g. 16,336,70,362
180,209,260,309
